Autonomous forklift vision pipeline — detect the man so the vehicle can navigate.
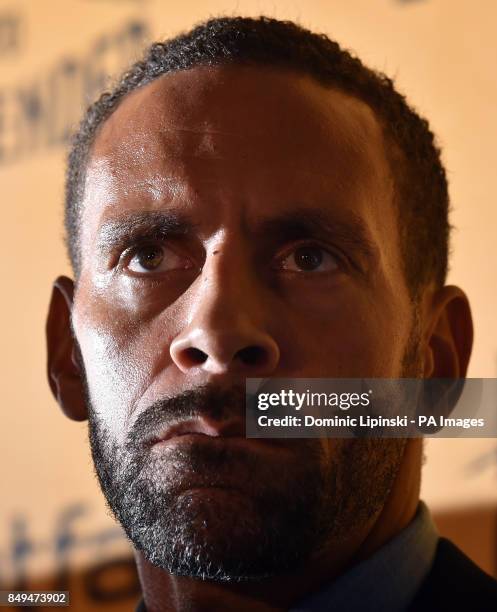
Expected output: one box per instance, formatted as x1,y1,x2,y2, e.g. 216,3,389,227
45,16,497,611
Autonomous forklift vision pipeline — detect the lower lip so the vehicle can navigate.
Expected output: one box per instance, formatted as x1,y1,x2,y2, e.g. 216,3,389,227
152,433,285,451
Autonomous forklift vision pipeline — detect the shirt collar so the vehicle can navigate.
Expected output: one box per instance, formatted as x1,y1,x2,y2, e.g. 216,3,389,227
289,500,438,612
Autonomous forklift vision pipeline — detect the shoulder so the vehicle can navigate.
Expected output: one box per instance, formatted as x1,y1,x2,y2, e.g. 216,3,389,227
408,537,497,611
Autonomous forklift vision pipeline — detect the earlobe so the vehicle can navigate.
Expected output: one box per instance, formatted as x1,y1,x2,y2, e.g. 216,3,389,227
46,275,88,421
423,285,473,379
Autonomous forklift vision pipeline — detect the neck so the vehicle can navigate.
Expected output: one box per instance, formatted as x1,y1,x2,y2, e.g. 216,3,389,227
136,439,422,612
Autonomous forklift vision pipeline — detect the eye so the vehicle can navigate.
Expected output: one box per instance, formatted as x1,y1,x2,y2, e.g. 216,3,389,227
126,244,192,274
278,245,339,273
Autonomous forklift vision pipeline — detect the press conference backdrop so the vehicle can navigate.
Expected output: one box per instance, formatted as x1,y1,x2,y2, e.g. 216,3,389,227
1,0,496,609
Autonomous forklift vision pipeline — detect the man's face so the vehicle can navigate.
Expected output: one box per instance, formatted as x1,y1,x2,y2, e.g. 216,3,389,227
72,65,419,579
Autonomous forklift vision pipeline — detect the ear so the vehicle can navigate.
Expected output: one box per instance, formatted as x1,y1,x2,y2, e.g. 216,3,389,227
423,285,473,379
414,285,473,431
46,275,88,421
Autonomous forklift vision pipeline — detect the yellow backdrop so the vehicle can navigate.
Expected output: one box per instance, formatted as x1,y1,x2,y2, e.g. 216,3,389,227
1,0,496,604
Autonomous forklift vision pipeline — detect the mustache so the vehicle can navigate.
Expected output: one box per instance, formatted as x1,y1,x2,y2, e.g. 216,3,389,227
126,383,248,451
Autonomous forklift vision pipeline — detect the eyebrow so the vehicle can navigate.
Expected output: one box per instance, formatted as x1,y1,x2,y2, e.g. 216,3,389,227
95,206,378,267
96,210,199,254
252,207,379,266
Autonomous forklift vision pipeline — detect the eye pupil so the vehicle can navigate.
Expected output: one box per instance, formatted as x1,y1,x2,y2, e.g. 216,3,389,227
294,246,323,271
138,246,163,270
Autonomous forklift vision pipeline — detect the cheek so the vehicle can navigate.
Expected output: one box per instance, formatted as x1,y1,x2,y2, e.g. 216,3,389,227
73,286,177,438
274,286,409,377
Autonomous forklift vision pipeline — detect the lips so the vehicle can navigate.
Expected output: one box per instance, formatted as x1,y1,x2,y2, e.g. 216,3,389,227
149,417,246,446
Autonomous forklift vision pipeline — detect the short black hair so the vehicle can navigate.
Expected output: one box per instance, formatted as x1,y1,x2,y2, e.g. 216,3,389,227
66,15,450,296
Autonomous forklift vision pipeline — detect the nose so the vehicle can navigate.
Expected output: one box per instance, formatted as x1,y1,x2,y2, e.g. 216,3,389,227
169,252,280,377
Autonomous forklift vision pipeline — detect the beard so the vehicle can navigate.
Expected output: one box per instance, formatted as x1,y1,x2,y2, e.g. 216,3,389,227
83,314,422,582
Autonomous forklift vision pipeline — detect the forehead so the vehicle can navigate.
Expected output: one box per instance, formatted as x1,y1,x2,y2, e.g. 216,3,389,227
82,64,395,255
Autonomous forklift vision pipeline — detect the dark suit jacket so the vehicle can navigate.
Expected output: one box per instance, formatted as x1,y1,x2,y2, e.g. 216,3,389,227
407,537,497,611
136,538,497,611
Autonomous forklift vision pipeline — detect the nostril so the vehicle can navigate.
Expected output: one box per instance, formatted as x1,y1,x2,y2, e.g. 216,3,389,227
183,347,208,366
236,345,267,366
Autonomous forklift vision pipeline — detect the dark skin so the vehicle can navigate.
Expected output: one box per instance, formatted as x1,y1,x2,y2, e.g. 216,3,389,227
46,65,473,611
